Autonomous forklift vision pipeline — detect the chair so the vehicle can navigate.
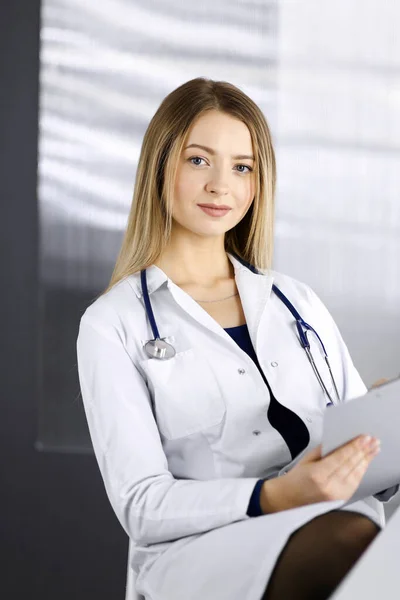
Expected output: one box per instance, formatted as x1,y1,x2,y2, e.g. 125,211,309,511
125,538,146,600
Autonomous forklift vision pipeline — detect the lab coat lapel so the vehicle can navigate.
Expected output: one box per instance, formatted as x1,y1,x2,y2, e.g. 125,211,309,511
227,254,274,355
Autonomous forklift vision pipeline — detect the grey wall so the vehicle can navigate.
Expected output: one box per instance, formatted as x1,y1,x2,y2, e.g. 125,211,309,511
1,1,128,598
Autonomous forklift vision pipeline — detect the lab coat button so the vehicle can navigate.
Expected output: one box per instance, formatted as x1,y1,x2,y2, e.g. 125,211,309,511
271,361,278,367
252,430,261,436
306,417,312,423
238,368,246,374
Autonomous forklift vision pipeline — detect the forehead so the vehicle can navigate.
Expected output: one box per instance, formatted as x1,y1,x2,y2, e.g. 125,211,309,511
184,110,253,151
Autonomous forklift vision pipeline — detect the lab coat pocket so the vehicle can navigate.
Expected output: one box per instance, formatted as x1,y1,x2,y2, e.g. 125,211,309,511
139,348,226,440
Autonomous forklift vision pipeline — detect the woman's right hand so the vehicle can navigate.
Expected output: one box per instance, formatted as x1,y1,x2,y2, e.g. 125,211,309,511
260,434,381,513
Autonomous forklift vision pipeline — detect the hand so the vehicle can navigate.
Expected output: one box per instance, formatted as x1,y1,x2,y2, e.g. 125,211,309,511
260,435,380,513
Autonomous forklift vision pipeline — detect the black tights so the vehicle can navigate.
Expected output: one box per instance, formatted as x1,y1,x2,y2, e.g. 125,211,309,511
262,510,381,600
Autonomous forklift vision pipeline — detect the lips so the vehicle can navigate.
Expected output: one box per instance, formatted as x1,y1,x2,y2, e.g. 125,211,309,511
198,205,231,217
197,204,231,210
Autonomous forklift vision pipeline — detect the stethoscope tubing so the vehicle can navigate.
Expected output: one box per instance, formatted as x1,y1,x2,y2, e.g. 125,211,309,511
141,269,161,340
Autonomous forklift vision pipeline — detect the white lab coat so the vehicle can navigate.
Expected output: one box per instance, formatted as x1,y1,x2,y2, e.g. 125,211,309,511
76,252,398,600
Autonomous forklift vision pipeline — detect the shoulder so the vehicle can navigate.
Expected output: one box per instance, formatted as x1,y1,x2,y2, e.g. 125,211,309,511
78,275,142,340
268,268,321,309
266,268,339,337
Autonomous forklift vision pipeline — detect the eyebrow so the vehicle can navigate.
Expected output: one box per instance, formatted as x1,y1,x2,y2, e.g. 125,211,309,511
184,143,255,161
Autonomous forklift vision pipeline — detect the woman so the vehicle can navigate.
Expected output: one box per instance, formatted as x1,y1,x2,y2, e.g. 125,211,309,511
76,77,398,600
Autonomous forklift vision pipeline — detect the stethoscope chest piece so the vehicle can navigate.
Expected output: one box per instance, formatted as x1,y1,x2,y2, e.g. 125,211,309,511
144,338,176,360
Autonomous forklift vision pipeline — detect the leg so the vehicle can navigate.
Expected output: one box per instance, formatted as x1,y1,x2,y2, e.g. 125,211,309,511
262,509,381,600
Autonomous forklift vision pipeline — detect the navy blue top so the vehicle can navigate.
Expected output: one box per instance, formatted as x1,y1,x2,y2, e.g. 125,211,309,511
223,323,310,517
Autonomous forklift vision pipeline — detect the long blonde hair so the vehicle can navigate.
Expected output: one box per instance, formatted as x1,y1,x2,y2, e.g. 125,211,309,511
102,77,276,295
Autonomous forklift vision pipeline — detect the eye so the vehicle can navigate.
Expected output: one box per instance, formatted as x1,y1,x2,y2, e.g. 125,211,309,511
189,156,206,167
235,164,253,174
188,156,253,174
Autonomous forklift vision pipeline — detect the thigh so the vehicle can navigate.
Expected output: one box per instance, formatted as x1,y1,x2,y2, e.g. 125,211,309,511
262,510,381,600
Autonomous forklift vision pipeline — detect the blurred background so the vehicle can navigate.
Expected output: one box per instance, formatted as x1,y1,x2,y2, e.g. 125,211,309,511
2,0,399,598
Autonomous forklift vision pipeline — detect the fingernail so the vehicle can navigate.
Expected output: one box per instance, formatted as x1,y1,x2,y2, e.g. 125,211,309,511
369,438,381,449
360,435,371,447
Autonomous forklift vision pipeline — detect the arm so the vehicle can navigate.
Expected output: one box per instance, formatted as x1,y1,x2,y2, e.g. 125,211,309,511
76,311,259,546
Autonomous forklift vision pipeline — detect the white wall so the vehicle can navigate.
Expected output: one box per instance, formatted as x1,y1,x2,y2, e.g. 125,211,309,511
274,0,400,517
274,0,400,388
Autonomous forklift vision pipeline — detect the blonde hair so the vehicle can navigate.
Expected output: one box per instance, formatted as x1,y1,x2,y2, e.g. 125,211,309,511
102,77,276,295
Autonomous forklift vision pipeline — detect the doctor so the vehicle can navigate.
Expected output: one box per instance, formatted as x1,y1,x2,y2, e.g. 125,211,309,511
76,77,398,600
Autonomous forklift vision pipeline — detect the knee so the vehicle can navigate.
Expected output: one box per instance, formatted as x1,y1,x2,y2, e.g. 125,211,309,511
333,511,380,556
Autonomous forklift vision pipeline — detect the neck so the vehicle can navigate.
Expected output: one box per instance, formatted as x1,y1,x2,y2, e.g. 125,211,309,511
154,243,233,288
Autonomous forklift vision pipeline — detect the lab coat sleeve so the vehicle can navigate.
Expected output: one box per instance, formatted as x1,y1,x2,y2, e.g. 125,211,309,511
76,308,260,546
305,285,400,504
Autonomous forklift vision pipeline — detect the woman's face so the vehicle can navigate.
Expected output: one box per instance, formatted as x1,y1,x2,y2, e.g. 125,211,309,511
171,110,256,238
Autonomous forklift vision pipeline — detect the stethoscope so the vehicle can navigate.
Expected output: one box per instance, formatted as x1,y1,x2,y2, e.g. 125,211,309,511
140,254,341,406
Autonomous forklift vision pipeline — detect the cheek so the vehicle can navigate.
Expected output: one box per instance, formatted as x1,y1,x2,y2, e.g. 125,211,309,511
174,178,189,199
238,177,255,204
174,169,199,201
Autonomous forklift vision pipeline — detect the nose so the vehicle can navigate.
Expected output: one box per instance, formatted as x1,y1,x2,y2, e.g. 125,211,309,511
205,175,229,196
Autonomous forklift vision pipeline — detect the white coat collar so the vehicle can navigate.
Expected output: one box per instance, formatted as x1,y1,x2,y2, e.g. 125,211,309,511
127,252,274,354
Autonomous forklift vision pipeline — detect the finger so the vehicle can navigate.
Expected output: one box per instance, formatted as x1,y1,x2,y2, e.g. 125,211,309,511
320,435,371,476
344,440,380,479
328,439,380,483
341,445,380,485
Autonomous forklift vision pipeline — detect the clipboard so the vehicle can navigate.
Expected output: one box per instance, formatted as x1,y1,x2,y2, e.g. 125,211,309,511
322,375,400,503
